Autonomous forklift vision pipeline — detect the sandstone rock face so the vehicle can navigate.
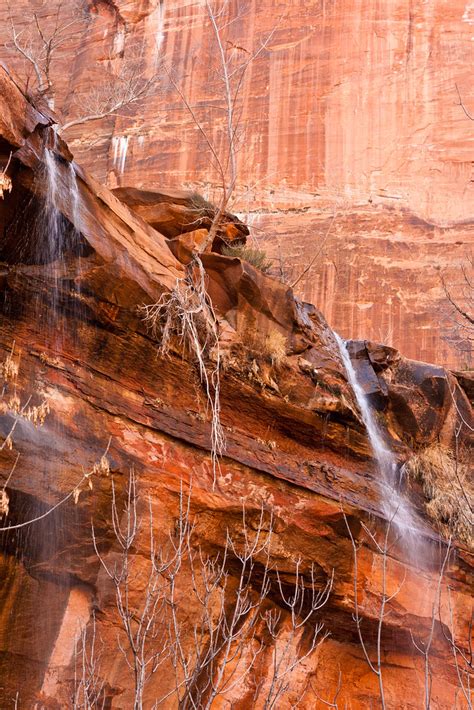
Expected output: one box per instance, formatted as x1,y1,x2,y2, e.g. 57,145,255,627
1,0,473,367
0,0,474,367
0,69,473,708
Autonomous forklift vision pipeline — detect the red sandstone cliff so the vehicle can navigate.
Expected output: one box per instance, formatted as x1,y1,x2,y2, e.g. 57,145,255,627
0,66,472,708
0,0,473,368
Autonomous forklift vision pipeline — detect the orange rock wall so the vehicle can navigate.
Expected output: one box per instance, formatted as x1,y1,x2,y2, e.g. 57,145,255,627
1,0,473,362
0,67,472,708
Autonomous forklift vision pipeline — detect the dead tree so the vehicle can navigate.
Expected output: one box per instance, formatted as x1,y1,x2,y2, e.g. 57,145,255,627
167,0,280,251
343,509,406,710
5,1,157,133
5,0,81,109
89,471,333,707
441,252,474,362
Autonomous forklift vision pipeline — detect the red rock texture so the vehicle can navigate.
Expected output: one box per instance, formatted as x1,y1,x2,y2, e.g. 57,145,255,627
0,68,472,708
1,0,473,367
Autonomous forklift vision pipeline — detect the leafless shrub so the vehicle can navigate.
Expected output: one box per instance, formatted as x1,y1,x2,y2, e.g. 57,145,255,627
343,509,406,710
310,671,342,708
5,0,85,108
61,53,158,133
88,472,333,707
405,444,473,548
73,612,107,710
222,244,272,273
92,470,171,709
5,1,158,133
441,252,474,363
140,257,224,485
410,539,453,709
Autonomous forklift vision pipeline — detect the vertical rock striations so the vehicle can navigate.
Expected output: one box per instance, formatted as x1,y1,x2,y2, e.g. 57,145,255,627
0,69,472,708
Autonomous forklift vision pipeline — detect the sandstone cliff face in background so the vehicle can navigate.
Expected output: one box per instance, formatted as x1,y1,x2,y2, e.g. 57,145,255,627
1,0,473,368
0,69,472,706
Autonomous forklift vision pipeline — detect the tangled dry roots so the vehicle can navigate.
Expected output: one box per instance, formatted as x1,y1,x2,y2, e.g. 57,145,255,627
140,257,225,484
405,443,473,548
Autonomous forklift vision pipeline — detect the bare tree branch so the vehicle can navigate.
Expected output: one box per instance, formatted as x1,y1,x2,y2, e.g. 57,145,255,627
455,83,474,121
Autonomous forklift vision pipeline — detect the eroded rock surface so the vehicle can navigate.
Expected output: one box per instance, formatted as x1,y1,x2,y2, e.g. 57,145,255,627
0,67,472,709
1,1,473,366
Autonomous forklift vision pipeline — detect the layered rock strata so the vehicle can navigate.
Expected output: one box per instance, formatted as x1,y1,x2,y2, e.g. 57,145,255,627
1,0,473,367
0,67,472,708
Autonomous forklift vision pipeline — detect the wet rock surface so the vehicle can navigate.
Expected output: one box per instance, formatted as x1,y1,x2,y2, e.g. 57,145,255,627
0,67,472,708
1,0,473,367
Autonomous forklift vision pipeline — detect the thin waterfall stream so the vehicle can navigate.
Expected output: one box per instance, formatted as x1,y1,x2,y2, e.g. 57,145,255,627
26,136,87,686
334,333,417,540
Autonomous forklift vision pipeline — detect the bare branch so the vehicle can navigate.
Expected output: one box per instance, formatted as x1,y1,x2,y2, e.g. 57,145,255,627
455,83,474,121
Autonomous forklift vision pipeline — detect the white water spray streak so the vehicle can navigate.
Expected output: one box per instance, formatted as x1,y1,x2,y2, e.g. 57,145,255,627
43,144,67,330
68,162,81,233
112,135,130,175
154,0,166,58
334,333,416,536
42,142,86,340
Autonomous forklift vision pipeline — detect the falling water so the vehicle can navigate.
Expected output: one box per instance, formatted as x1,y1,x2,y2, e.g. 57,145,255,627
112,135,130,175
334,333,417,538
68,161,81,232
40,142,84,342
154,0,166,58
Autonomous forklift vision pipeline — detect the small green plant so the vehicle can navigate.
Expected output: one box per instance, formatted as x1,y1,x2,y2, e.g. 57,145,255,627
405,443,473,548
222,244,272,273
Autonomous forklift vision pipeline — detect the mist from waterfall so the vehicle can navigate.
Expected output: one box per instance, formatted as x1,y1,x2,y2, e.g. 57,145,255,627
24,137,86,661
334,333,418,541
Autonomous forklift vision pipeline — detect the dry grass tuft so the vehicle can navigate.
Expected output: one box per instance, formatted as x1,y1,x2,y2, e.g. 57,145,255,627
405,443,473,548
222,244,272,273
0,490,9,517
1,348,19,381
263,330,287,366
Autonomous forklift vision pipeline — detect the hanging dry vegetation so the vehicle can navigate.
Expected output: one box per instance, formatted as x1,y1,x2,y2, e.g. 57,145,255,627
405,443,473,548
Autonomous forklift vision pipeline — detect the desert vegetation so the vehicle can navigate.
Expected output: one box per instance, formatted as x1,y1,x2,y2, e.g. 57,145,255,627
0,1,472,708
405,443,473,549
76,470,333,709
5,1,157,133
221,244,272,274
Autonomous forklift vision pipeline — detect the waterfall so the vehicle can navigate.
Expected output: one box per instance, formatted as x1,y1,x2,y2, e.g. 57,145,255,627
334,333,416,538
43,146,63,264
69,161,81,233
40,144,85,341
26,136,87,685
154,0,166,58
112,135,130,175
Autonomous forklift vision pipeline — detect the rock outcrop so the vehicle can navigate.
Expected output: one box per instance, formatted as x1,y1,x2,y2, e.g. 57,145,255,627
0,66,473,708
1,1,473,367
